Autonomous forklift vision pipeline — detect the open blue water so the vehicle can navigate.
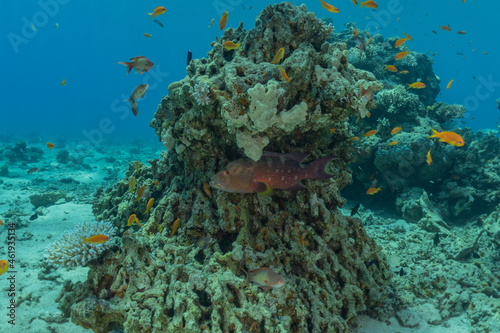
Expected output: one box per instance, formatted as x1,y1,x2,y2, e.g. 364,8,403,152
1,0,499,143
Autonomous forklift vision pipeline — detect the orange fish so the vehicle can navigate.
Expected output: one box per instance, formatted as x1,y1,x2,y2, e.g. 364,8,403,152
319,0,340,13
385,65,397,72
366,186,382,195
394,37,407,48
395,51,409,60
220,11,228,30
60,79,66,86
127,214,142,227
144,33,152,38
399,70,409,74
135,185,145,202
348,136,360,142
426,149,432,166
456,31,466,35
129,177,136,192
391,127,402,135
402,32,413,41
279,65,289,82
271,48,285,64
0,219,4,226
148,6,166,20
329,128,337,134
135,161,140,174
407,82,426,89
171,218,180,236
208,18,214,28
153,180,161,189
440,26,452,32
223,41,240,50
388,140,398,146
0,260,8,277
363,130,377,137
351,0,359,5
203,182,213,199
82,234,110,244
428,128,464,147
144,198,154,216
359,1,378,9
446,78,454,89
46,142,55,149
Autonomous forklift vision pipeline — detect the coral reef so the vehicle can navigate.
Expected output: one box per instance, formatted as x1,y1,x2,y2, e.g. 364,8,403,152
45,221,116,268
57,4,393,333
2,141,43,163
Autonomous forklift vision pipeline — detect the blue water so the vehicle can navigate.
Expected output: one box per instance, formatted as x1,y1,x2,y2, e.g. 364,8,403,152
1,0,499,143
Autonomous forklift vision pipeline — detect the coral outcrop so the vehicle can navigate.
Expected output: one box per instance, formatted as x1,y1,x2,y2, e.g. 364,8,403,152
56,4,392,333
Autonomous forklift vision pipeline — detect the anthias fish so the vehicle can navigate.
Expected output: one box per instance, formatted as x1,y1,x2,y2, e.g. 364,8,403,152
117,56,154,75
210,152,335,194
127,84,149,116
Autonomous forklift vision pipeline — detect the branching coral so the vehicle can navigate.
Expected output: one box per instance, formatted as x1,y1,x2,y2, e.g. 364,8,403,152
192,82,212,106
44,221,115,268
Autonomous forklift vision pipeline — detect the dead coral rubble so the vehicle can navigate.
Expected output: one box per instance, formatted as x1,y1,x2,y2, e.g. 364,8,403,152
58,4,392,332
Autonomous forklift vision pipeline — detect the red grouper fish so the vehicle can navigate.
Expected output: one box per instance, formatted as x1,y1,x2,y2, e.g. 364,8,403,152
210,152,336,194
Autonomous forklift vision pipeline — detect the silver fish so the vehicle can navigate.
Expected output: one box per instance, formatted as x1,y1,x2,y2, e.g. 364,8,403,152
127,84,148,116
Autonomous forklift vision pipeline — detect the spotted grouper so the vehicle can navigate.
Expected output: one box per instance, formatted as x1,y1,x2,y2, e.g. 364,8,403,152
210,152,336,194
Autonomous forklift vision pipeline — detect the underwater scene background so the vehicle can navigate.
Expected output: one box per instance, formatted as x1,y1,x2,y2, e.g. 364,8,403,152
1,0,499,332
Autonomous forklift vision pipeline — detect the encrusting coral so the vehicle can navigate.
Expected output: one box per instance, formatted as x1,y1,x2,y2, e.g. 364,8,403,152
44,221,115,268
56,4,393,333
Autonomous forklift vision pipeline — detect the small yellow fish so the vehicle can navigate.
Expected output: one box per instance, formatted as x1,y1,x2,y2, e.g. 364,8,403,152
144,198,154,216
46,142,55,149
135,185,145,202
0,219,4,226
395,51,409,60
148,6,166,20
82,234,110,244
388,140,399,146
220,11,228,30
399,70,409,74
446,78,454,90
385,65,397,72
279,65,289,82
426,149,432,166
153,180,161,189
203,182,213,199
209,18,214,28
394,37,407,48
171,218,180,236
0,260,8,277
127,214,142,227
223,41,240,50
366,186,382,195
363,130,377,137
129,177,136,192
270,48,285,64
407,82,426,89
144,33,152,38
348,136,360,142
391,126,402,135
135,161,140,174
60,79,66,86
319,0,340,13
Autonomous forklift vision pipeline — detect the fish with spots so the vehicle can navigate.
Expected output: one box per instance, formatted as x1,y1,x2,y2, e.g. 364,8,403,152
210,152,336,194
